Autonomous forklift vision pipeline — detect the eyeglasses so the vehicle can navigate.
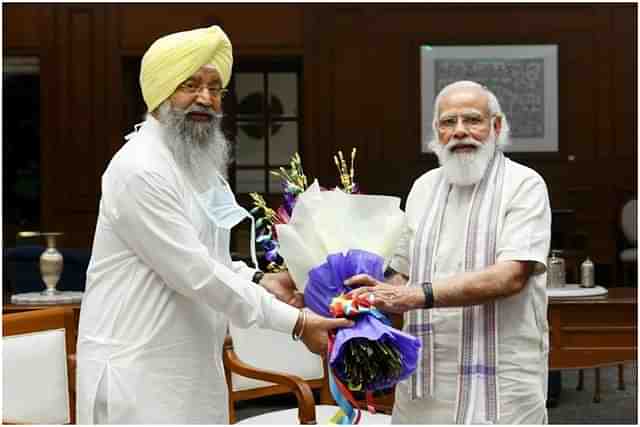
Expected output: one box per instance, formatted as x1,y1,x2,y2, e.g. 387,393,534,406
178,81,229,99
437,113,493,132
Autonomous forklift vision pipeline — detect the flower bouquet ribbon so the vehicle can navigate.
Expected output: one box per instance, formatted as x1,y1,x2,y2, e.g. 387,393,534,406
276,182,421,424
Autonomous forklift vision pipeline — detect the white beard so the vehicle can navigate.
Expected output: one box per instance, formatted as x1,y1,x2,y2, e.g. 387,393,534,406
429,129,497,187
156,101,232,192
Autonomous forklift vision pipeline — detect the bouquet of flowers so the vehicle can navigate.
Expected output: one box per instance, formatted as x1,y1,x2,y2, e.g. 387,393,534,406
249,152,309,272
250,150,420,424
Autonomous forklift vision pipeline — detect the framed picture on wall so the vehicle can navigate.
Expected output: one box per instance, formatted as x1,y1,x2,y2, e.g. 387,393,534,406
420,44,558,153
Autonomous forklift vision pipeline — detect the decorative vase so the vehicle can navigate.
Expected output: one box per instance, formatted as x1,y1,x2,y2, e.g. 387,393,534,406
39,233,64,296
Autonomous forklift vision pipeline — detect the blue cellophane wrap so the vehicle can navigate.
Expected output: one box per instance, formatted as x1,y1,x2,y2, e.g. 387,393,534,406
331,315,420,390
305,249,421,391
306,249,385,317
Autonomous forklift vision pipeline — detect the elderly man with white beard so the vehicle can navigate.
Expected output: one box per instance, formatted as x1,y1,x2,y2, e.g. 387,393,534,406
346,81,551,424
76,26,352,424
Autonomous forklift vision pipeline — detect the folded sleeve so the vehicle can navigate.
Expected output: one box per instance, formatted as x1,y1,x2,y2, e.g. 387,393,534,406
231,260,259,282
496,174,551,275
111,171,299,333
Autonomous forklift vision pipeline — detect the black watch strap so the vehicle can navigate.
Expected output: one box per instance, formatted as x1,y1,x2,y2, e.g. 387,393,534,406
421,281,434,309
252,270,265,284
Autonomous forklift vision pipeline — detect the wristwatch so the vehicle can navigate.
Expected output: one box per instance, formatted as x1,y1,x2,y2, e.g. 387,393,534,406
421,281,434,309
252,270,265,284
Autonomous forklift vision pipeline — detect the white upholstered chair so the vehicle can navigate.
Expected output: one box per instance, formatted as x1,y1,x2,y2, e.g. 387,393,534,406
615,198,636,394
619,199,637,279
225,323,330,423
224,324,391,424
2,307,77,424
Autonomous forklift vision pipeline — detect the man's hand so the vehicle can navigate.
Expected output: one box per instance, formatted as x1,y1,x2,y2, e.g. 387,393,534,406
260,271,304,308
344,274,424,314
300,311,354,355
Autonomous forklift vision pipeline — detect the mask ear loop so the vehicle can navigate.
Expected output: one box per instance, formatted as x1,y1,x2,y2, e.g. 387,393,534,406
211,171,260,269
124,121,145,141
247,215,259,269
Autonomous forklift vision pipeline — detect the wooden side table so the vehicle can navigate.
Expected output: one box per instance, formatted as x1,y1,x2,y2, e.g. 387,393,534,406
362,288,637,412
548,287,637,402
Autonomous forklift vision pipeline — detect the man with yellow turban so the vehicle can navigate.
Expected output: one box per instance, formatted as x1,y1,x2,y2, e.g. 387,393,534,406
76,26,351,424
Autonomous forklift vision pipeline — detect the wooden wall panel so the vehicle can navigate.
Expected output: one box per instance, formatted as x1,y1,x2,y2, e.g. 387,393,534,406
67,10,93,201
3,5,55,247
612,6,638,160
592,7,615,160
2,3,636,277
301,6,334,181
3,5,45,49
304,4,637,278
366,4,601,36
562,32,598,163
331,8,370,189
105,6,123,161
41,5,107,247
115,4,304,54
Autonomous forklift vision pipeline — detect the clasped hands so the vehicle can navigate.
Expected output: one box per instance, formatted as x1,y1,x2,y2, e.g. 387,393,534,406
260,271,420,355
344,274,424,314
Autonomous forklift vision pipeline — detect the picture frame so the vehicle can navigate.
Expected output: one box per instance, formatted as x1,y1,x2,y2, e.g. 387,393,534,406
420,44,559,153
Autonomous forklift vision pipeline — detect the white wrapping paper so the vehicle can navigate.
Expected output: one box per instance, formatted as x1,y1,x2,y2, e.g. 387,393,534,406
276,180,406,290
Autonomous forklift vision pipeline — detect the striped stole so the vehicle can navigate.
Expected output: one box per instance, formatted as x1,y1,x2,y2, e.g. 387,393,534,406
406,151,506,423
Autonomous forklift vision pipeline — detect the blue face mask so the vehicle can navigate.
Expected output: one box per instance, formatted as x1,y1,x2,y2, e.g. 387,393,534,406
201,185,250,230
197,175,258,267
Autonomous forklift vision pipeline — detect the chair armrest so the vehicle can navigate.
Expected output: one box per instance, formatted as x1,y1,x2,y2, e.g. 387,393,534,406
223,336,317,424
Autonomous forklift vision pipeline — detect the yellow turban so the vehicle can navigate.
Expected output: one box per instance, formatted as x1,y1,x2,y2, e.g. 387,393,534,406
140,25,233,112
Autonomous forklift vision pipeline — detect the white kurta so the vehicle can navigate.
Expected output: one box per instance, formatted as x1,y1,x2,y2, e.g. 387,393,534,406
390,157,551,424
76,116,299,424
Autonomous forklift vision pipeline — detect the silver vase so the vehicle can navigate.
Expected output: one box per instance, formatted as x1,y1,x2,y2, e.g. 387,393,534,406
39,233,64,296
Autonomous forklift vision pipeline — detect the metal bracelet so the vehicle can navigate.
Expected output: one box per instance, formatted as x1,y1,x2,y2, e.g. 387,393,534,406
292,310,307,341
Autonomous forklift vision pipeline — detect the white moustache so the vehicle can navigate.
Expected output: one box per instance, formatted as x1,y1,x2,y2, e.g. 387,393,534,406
177,104,223,120
446,138,482,152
